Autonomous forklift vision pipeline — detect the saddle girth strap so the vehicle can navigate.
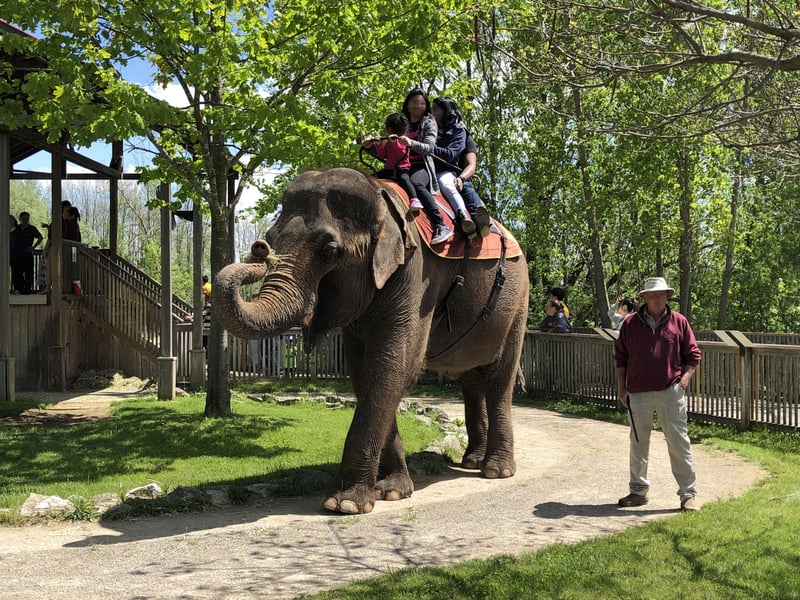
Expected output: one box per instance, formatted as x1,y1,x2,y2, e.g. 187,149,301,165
433,236,472,330
481,232,507,320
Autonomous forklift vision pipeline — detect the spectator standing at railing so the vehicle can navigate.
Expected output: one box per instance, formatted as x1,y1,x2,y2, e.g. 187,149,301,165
539,299,571,333
202,275,212,303
64,206,82,243
12,212,43,295
608,296,635,330
36,223,50,293
284,337,297,379
614,276,702,512
9,215,19,294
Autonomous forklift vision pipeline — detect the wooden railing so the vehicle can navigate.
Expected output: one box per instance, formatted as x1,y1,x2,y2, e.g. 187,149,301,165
522,329,800,432
69,242,191,360
191,327,800,431
174,325,348,383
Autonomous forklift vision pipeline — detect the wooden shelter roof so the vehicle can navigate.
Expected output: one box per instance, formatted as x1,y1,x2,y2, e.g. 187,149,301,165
0,18,123,178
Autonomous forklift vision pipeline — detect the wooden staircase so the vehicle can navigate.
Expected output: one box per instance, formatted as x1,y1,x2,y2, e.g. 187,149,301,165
67,242,194,370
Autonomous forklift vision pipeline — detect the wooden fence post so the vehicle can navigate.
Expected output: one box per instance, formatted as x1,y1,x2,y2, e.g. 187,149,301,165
727,330,754,431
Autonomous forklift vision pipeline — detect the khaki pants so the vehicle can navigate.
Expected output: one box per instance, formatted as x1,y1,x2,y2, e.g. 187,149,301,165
628,384,697,500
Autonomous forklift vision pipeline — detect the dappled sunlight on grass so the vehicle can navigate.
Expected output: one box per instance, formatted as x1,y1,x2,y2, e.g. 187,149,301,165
0,392,442,512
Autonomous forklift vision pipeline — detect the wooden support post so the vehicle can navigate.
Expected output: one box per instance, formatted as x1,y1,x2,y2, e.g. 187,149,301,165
726,330,754,431
158,183,175,400
191,201,205,389
0,130,14,401
0,358,15,402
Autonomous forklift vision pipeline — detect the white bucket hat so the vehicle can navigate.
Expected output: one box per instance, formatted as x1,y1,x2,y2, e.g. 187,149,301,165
639,276,675,298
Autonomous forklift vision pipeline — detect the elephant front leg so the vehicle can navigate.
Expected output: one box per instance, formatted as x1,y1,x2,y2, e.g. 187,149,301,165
321,409,413,514
321,328,422,514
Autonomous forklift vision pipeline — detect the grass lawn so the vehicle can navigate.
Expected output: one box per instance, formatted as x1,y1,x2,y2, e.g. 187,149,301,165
304,399,800,600
0,382,453,520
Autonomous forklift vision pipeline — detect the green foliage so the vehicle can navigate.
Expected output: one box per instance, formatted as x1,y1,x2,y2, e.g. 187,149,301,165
66,495,100,522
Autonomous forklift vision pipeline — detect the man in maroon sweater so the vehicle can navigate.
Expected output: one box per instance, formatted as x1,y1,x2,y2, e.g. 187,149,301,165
614,277,702,511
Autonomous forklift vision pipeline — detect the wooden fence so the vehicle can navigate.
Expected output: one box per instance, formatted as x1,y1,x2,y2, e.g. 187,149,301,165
172,326,800,431
175,325,349,384
522,329,800,432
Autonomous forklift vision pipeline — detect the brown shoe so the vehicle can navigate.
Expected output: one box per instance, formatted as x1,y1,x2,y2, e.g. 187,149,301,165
618,493,648,507
681,497,701,512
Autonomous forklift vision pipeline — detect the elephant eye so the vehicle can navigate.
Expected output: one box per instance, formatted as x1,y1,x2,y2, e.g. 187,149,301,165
326,191,352,221
318,241,344,264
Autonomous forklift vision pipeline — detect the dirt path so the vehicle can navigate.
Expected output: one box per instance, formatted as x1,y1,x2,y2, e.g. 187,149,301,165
0,397,766,600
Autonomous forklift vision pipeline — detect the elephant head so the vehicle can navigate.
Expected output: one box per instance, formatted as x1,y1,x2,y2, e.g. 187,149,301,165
213,168,414,347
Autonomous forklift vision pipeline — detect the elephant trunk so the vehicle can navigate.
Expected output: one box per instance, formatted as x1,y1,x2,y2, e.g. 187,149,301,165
213,254,315,340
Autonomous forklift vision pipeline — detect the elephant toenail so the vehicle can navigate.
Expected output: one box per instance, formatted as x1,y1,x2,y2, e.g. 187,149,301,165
339,500,359,514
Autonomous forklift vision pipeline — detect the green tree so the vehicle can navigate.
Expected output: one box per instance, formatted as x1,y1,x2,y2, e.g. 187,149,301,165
1,1,475,414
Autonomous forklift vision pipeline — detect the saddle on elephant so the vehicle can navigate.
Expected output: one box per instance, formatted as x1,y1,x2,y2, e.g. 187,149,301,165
380,180,523,260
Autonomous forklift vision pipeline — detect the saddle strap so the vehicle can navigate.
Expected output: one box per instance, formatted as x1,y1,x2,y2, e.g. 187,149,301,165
433,237,472,329
481,233,507,320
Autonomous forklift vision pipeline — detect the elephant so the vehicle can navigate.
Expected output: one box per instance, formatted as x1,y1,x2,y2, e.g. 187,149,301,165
213,167,529,514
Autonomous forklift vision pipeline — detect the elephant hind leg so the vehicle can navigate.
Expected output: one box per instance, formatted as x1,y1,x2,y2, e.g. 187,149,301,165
375,418,414,501
458,363,517,479
457,371,489,470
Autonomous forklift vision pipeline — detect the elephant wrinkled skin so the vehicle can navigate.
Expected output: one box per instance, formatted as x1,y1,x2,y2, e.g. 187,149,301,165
214,167,529,514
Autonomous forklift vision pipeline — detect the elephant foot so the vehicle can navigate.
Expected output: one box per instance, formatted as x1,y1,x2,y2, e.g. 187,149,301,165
374,473,414,502
322,483,379,514
461,451,484,470
482,455,516,479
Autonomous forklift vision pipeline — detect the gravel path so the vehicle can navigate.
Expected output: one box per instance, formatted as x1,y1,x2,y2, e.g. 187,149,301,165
0,397,766,599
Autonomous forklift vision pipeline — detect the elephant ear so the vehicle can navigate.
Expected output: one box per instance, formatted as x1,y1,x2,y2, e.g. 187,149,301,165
372,187,415,290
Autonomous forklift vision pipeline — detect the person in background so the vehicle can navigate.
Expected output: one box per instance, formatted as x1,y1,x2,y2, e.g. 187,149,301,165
36,223,50,293
202,301,212,351
550,287,570,319
202,275,212,303
284,337,297,379
397,87,452,245
615,276,702,512
13,212,43,295
609,296,635,330
61,200,72,235
64,206,82,243
539,299,572,333
9,215,19,294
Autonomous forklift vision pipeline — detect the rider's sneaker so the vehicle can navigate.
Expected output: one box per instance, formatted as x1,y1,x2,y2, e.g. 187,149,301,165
457,211,476,236
409,198,423,212
475,206,491,238
431,225,453,245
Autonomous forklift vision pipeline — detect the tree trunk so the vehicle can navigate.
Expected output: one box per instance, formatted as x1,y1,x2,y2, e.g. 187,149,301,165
677,148,693,319
204,173,235,417
572,86,610,325
718,150,742,329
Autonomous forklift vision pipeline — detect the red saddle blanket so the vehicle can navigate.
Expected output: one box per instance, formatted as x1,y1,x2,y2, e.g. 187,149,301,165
382,180,523,260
